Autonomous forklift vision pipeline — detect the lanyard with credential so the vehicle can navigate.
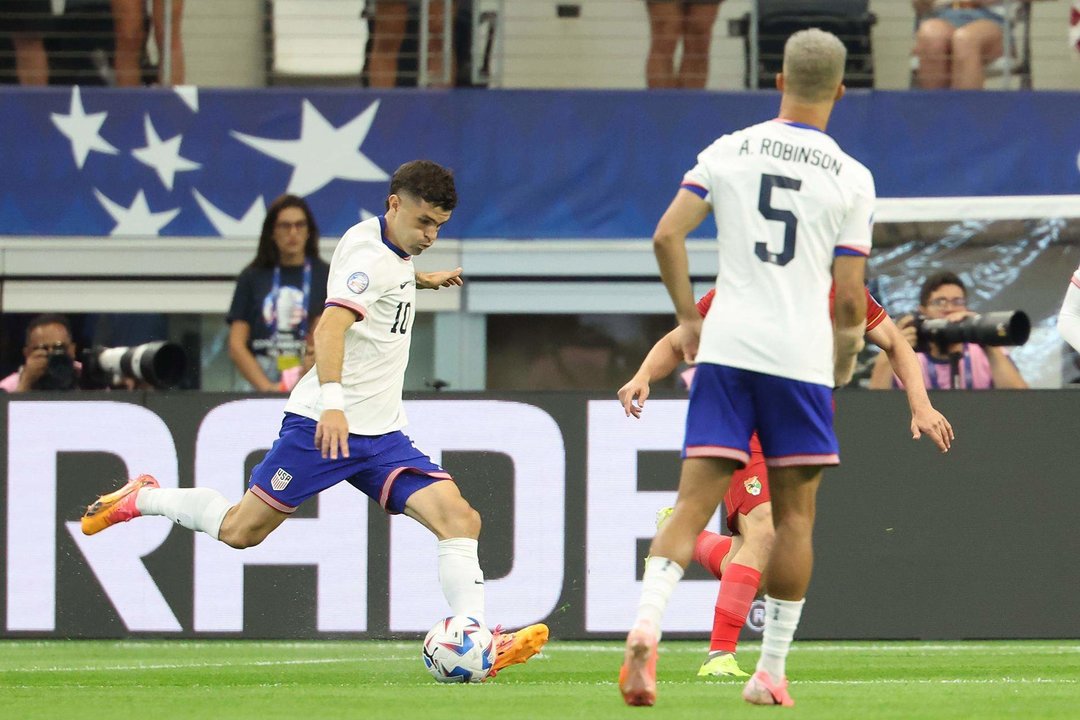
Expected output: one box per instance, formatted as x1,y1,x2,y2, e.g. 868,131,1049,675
266,259,312,349
926,345,974,390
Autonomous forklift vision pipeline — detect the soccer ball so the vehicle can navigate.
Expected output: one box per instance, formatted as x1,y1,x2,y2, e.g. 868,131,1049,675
421,615,496,683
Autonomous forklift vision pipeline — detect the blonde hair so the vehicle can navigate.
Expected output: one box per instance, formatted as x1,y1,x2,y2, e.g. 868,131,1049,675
782,28,847,103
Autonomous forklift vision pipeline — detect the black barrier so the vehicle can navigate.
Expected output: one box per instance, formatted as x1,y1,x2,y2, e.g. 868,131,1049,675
1,391,1077,639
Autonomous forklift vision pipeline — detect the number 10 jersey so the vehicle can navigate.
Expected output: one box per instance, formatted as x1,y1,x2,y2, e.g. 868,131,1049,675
286,215,416,435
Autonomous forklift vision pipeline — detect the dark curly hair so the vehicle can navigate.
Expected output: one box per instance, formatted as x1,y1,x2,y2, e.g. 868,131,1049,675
386,160,457,212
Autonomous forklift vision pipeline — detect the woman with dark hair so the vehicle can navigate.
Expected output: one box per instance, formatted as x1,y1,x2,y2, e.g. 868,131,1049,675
227,195,330,392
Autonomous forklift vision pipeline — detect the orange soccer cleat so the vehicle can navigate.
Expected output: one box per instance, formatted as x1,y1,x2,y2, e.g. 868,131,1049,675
80,474,159,536
485,623,549,679
619,622,658,706
743,669,795,707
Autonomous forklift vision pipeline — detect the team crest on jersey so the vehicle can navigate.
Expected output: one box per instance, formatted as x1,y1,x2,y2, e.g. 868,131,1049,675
271,467,293,491
346,271,370,294
744,476,762,496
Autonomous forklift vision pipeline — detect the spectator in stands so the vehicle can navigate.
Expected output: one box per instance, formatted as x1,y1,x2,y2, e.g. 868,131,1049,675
644,0,723,88
227,195,330,393
912,0,1004,89
869,270,1028,390
0,314,79,392
111,0,184,85
365,0,457,87
3,0,57,85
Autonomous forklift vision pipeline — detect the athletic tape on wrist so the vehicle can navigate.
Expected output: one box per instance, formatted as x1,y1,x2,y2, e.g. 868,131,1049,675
320,382,345,410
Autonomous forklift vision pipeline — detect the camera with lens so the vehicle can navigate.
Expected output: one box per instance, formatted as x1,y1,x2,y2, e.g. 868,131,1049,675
81,341,188,390
913,310,1031,355
31,342,78,390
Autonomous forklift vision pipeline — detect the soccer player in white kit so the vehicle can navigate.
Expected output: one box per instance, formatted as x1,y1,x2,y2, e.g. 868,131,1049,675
1059,263,1080,353
81,160,548,678
619,30,873,707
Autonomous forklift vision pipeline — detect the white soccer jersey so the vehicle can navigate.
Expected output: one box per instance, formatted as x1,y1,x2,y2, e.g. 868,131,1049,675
1059,262,1080,354
285,216,416,435
682,119,875,386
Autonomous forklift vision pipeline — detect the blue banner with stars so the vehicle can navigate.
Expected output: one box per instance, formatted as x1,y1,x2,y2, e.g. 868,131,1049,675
1,87,1078,239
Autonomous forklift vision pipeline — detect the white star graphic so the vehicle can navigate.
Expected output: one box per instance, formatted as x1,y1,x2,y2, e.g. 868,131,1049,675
231,99,389,197
50,86,119,169
93,188,180,236
132,115,202,191
193,190,266,237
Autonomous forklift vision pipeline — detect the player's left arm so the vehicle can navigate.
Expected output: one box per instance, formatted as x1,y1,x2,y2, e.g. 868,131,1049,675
416,267,464,290
832,256,867,387
868,315,953,452
833,173,874,387
654,189,711,363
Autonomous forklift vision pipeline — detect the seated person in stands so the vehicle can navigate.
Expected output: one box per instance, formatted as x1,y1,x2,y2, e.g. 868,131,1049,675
912,0,1005,89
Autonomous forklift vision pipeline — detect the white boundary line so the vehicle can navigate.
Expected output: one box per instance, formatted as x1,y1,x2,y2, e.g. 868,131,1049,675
2,641,1077,652
7,678,1073,688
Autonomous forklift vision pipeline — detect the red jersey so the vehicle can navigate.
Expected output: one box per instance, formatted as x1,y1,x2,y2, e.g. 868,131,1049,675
697,285,885,330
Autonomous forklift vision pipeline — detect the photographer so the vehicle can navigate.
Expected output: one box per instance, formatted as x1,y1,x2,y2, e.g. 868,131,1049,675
869,271,1027,390
0,314,80,392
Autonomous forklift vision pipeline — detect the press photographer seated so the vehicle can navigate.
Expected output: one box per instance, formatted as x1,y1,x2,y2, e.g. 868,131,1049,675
869,271,1028,390
0,314,81,392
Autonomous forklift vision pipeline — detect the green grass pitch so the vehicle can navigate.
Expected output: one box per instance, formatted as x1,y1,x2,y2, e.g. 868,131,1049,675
1,640,1077,719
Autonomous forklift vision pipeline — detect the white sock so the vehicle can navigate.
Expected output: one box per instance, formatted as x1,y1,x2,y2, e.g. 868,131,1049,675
634,556,684,640
756,594,806,681
438,538,485,625
136,487,232,541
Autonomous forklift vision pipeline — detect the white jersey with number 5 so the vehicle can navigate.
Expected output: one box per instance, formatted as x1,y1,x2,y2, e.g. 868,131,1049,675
285,215,416,435
682,119,875,386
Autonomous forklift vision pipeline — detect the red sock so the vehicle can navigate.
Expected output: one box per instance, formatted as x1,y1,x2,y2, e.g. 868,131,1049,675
709,563,761,653
692,530,732,580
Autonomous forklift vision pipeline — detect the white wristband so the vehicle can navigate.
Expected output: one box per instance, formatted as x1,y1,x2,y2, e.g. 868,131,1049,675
320,382,345,411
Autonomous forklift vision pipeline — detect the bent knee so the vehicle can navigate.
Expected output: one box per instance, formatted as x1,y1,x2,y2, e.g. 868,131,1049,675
442,501,481,539
218,522,270,549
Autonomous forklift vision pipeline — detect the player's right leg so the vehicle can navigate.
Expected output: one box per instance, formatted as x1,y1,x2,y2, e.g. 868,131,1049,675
81,474,288,546
82,473,240,542
216,491,289,548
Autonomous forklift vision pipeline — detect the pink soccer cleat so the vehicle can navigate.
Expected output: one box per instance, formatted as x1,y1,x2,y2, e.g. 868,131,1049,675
743,669,795,707
619,622,658,706
80,474,159,535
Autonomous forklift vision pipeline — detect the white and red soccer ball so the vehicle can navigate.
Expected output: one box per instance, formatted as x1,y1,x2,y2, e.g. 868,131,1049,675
422,615,496,683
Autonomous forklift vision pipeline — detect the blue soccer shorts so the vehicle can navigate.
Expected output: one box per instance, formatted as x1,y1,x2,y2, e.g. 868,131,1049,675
248,413,452,514
684,363,839,467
